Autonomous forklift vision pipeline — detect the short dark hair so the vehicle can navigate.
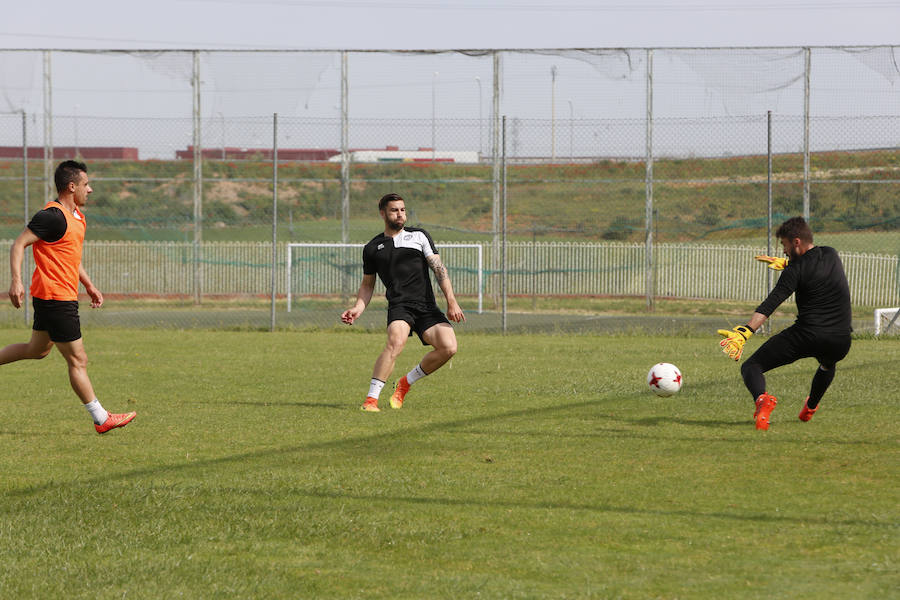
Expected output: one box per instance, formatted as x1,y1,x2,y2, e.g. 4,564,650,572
776,216,813,243
378,192,404,211
54,160,87,193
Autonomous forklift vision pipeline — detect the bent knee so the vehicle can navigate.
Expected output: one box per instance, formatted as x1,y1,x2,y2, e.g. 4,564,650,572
438,340,458,358
383,341,407,359
65,353,89,370
24,341,53,360
740,359,759,377
29,347,53,360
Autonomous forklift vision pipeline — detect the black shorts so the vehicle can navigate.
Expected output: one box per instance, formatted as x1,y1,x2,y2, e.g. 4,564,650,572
387,303,451,345
32,298,82,343
744,324,851,373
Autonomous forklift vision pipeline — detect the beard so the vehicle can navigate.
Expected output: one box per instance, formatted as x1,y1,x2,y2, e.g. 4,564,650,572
387,219,404,232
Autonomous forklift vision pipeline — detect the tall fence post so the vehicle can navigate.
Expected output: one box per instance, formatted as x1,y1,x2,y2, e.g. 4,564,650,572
644,48,655,311
501,115,508,334
491,50,502,308
803,46,811,221
340,51,350,244
42,51,53,200
22,111,30,324
271,113,278,332
340,51,352,302
192,50,203,305
765,110,774,335
767,111,773,259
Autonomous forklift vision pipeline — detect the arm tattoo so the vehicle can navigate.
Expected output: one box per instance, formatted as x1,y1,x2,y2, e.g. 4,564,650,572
427,254,449,283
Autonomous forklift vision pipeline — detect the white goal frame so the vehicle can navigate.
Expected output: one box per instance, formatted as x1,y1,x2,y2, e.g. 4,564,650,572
287,242,483,314
874,307,900,336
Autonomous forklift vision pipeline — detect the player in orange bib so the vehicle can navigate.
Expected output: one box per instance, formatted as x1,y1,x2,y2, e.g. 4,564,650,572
1,160,136,434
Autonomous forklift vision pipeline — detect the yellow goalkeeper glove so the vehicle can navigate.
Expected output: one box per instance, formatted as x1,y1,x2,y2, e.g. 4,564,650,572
717,325,754,361
755,255,788,270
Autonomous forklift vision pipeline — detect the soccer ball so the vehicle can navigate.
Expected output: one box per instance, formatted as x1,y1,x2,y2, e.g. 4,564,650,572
647,363,683,397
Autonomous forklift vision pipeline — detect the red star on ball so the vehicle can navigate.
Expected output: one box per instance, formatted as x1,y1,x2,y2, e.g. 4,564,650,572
649,372,662,387
674,374,682,384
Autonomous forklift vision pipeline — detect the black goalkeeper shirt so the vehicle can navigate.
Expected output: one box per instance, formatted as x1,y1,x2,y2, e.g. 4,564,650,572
755,245,852,334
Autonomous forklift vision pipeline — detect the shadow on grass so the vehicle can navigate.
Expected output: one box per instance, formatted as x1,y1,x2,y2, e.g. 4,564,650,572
280,487,891,528
185,400,346,410
623,416,747,427
3,396,894,530
599,414,894,444
447,428,631,439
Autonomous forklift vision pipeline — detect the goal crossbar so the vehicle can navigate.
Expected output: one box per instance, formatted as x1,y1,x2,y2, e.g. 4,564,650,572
287,243,483,314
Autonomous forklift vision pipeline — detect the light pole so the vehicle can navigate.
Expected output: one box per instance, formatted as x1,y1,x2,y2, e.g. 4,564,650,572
73,104,79,157
551,65,557,161
217,111,225,159
432,71,438,161
568,99,574,160
475,76,483,156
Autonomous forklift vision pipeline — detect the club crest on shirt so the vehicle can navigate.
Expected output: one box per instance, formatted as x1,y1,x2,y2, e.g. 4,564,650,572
377,243,384,250
404,234,412,241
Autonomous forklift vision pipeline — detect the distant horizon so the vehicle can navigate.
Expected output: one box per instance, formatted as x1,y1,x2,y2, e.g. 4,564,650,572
5,1,899,50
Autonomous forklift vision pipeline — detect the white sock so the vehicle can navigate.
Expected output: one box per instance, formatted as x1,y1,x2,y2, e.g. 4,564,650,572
84,399,109,425
406,364,428,386
367,378,386,399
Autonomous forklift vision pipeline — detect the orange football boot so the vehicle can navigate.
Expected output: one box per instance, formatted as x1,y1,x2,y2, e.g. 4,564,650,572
95,411,136,434
798,397,818,422
754,394,777,431
389,376,410,409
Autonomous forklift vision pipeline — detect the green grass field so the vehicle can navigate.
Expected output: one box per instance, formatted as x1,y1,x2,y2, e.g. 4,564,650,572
0,329,897,599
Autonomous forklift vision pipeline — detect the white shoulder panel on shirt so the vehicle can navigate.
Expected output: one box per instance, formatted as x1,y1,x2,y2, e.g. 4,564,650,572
392,229,435,257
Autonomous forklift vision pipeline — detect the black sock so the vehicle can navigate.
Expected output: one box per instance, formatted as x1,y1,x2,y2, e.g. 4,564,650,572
741,361,766,401
807,367,835,409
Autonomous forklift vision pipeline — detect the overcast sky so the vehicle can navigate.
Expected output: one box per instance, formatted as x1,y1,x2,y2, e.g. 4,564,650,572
4,0,900,50
2,1,897,158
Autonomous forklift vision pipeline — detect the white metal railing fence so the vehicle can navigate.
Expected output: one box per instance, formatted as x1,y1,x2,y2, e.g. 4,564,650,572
286,243,484,313
0,240,896,307
489,242,898,306
80,241,278,296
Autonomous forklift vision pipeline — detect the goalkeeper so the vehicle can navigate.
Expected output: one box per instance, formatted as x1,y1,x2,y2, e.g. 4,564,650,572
717,217,852,430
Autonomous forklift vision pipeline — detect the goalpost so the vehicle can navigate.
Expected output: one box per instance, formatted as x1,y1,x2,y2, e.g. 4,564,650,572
286,243,483,314
874,307,900,336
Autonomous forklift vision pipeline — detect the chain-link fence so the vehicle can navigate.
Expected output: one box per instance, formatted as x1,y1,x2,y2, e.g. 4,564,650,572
0,47,897,334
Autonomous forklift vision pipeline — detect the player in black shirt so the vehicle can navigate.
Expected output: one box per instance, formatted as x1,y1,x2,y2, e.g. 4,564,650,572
717,217,852,430
341,193,465,412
